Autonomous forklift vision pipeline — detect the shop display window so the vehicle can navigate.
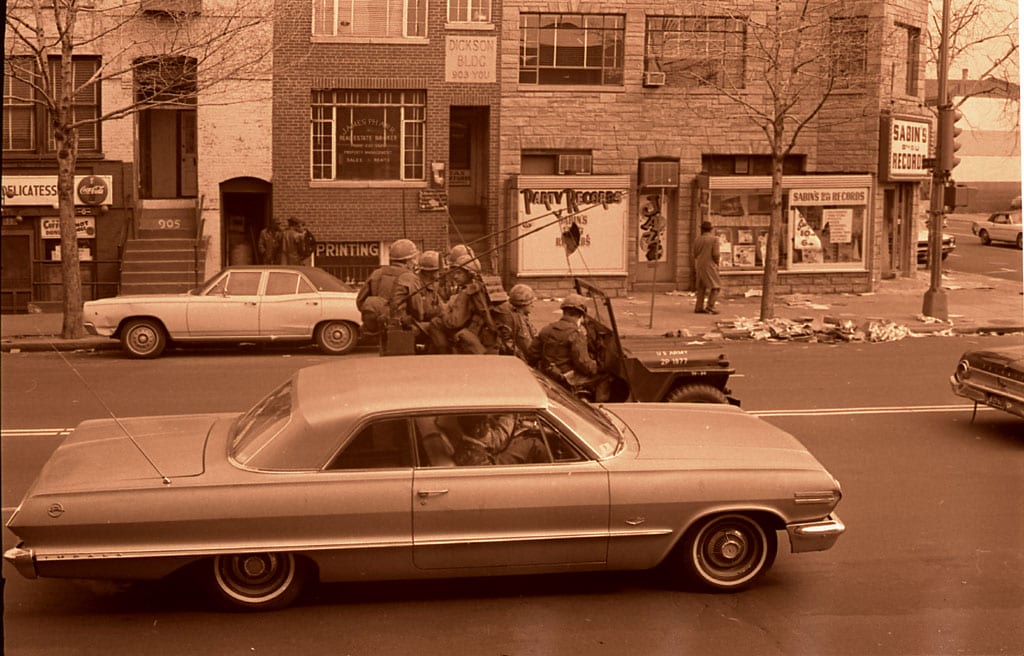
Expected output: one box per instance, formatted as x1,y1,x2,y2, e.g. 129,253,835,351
708,190,774,270
705,184,867,271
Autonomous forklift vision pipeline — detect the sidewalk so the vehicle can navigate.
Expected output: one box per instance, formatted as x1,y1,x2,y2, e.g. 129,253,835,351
2,269,1021,352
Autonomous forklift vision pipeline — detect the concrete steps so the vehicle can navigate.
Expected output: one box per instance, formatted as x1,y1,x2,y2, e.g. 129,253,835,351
119,238,202,295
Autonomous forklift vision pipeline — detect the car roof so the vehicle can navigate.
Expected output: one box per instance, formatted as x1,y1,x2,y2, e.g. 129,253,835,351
293,355,550,426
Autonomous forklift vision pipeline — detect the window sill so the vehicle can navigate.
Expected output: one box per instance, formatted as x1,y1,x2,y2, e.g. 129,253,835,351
721,265,867,274
311,35,429,45
309,180,426,189
445,22,494,31
517,84,625,93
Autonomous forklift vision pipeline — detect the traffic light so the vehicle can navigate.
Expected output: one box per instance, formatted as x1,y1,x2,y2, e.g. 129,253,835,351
938,107,963,174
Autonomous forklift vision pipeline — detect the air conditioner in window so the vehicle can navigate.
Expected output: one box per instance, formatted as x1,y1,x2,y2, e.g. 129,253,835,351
643,71,666,87
558,154,593,175
141,0,201,16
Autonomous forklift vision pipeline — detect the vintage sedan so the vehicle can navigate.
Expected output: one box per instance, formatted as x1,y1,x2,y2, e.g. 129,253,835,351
971,211,1023,249
950,344,1024,420
83,266,362,357
4,356,844,611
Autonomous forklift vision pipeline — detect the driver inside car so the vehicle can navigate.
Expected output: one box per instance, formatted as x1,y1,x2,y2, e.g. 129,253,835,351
431,414,550,466
527,293,611,402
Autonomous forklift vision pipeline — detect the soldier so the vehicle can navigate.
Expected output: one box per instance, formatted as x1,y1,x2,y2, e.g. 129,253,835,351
427,254,492,354
495,283,537,361
391,250,443,350
527,292,608,401
356,238,419,337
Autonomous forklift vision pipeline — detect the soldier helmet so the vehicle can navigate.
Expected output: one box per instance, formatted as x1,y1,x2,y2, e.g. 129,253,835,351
509,284,536,307
418,250,440,271
448,244,475,262
560,293,588,314
452,253,481,274
389,238,419,262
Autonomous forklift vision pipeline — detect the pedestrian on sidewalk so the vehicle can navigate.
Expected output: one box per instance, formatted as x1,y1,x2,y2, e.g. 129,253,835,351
693,220,722,314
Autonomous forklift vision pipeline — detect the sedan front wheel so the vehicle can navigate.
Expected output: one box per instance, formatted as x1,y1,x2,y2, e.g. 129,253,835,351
211,552,307,611
315,320,359,355
678,513,777,591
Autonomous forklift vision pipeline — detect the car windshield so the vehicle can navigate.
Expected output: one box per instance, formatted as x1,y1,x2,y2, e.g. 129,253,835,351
534,372,622,457
229,380,294,465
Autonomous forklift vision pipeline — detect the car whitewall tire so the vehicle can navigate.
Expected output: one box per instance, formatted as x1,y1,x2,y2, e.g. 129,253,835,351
211,552,306,611
681,513,777,591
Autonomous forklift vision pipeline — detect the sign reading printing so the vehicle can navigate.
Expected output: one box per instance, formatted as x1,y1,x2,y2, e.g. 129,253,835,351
445,36,496,83
888,117,931,179
789,188,868,206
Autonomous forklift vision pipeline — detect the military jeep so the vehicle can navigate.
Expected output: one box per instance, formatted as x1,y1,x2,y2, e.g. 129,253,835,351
573,278,739,405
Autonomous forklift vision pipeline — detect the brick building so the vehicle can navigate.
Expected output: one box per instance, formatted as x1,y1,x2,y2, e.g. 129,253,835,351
272,0,934,295
272,0,503,283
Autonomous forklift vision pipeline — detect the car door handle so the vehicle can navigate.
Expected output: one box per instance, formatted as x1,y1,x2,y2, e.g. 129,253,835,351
306,301,319,306
416,489,449,498
246,301,257,306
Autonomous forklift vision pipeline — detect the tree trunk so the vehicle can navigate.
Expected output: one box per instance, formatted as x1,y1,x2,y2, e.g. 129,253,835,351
759,144,785,320
55,44,84,339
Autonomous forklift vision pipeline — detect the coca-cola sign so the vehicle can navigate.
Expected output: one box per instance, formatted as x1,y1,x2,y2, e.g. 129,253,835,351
76,175,109,205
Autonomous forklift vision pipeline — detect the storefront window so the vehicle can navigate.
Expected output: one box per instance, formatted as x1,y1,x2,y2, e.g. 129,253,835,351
708,190,773,270
704,179,869,272
311,90,425,181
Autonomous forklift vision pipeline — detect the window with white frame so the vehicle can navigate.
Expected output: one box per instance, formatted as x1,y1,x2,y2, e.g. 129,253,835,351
313,0,427,38
448,0,489,23
311,90,426,181
645,16,746,88
519,13,625,86
3,57,100,153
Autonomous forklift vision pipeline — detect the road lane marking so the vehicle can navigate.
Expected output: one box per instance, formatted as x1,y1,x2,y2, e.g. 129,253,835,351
750,404,993,417
1,428,74,438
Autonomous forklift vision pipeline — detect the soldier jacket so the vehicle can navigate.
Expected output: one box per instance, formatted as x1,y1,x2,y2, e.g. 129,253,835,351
527,316,598,376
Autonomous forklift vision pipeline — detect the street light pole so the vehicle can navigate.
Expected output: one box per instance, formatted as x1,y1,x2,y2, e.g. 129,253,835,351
923,0,952,320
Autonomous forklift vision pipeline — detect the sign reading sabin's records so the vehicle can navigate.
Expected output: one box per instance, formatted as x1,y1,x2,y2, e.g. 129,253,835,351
515,175,629,276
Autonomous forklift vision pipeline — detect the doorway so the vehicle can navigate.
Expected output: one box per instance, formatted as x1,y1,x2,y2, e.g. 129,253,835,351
221,178,272,266
139,109,198,199
448,107,489,246
1,232,33,313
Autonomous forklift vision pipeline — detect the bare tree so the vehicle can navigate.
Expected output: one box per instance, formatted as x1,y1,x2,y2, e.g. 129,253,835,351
4,0,277,338
927,0,1019,107
647,1,877,319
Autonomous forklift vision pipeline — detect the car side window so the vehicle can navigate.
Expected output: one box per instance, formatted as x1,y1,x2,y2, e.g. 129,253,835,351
297,276,316,294
204,273,229,295
265,272,300,296
326,418,413,470
224,271,262,295
414,412,583,468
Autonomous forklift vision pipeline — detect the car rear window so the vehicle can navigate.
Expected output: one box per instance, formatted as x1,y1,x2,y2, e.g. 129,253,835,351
230,380,294,464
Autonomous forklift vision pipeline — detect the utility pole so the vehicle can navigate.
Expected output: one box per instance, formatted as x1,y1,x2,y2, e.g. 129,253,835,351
922,0,954,320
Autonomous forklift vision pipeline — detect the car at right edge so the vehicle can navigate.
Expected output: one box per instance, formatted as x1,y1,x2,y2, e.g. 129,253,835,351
971,211,1023,249
950,345,1024,419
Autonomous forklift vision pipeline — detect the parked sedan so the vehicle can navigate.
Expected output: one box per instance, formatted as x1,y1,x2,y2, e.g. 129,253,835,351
971,211,1023,249
4,356,845,611
950,345,1024,420
916,229,956,263
83,266,362,357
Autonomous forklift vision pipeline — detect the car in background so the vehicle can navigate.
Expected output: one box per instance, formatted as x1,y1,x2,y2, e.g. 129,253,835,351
971,211,1022,249
916,229,956,263
4,356,845,611
950,345,1024,420
83,266,362,358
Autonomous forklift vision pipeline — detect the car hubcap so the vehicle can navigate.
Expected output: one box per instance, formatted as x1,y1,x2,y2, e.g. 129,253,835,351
216,553,294,601
129,328,155,351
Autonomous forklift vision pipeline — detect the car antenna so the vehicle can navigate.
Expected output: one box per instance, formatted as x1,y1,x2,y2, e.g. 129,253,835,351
41,334,172,485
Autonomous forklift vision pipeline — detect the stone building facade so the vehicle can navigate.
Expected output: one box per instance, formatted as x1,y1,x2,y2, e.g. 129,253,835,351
269,0,932,295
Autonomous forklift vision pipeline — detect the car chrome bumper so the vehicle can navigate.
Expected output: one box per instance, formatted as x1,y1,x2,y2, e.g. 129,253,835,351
786,513,845,553
950,376,1024,419
4,545,38,579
